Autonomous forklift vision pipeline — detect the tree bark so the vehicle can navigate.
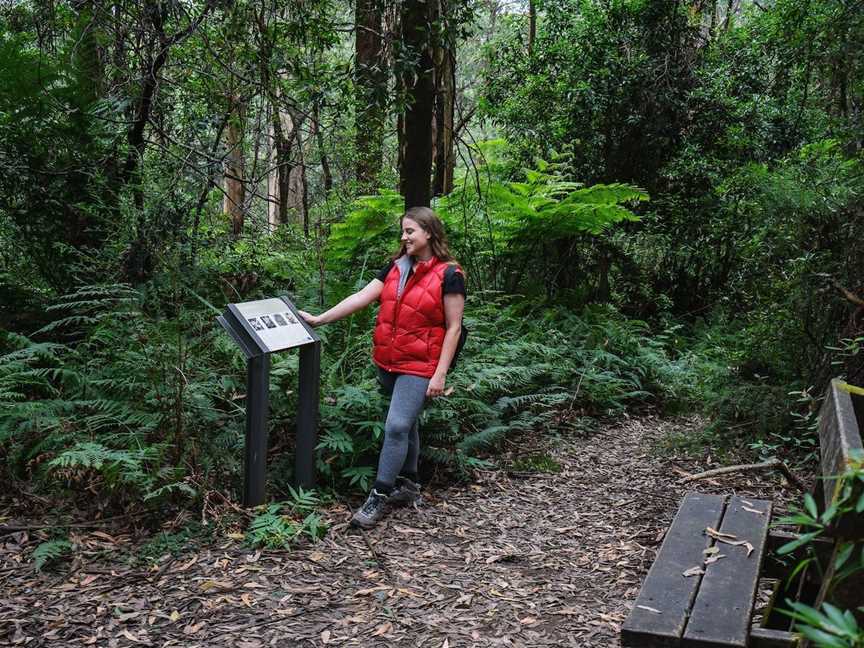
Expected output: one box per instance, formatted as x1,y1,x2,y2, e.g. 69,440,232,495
528,0,536,55
267,106,310,232
355,0,385,193
268,104,296,230
432,6,456,198
224,93,246,237
286,113,308,233
721,0,736,31
312,98,333,195
399,0,435,209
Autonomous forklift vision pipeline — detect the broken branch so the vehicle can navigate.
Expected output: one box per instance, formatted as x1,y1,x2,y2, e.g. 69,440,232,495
680,458,807,492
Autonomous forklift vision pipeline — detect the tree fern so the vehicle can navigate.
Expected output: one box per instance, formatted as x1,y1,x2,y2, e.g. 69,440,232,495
326,191,404,266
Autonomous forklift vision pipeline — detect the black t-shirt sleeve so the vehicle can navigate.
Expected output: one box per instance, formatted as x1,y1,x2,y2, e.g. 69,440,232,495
375,260,394,283
443,265,466,297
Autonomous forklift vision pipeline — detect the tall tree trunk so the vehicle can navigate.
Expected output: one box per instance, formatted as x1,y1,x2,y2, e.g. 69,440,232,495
118,0,216,281
355,0,385,192
312,99,333,195
268,104,295,230
432,39,456,197
286,113,308,232
399,0,435,209
528,0,536,55
267,107,309,232
721,0,735,31
71,0,103,104
224,93,246,237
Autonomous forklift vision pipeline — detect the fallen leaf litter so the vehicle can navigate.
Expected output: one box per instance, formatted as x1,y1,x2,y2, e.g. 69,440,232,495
1,415,803,647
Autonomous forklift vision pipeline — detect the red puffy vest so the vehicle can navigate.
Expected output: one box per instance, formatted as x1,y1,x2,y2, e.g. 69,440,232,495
373,256,456,378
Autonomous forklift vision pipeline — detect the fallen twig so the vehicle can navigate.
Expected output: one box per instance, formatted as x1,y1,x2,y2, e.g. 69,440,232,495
679,458,807,492
0,512,148,537
342,501,395,584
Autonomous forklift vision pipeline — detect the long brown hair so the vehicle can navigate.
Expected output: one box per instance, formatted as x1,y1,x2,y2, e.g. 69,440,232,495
392,206,456,263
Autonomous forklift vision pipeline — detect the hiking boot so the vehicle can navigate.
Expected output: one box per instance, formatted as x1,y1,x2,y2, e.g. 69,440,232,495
389,477,422,507
351,489,390,528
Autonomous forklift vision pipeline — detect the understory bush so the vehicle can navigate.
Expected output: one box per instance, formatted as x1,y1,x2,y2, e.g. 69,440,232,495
0,268,708,503
314,293,713,482
0,281,247,503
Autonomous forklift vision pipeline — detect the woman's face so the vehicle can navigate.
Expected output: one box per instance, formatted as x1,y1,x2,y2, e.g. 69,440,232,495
401,217,432,258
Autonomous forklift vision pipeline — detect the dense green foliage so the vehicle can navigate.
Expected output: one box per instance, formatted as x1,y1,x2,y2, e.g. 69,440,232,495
1,0,863,528
774,454,864,647
484,0,864,442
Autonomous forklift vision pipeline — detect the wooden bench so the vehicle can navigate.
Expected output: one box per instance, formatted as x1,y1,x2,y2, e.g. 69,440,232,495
621,379,864,648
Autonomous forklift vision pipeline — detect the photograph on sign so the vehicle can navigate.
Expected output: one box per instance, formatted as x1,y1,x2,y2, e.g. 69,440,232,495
235,298,314,352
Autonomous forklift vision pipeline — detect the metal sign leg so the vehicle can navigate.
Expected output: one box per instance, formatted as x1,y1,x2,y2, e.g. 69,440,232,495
296,341,320,489
243,354,271,506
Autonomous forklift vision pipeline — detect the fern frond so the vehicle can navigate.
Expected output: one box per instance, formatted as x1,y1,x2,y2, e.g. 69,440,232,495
33,538,72,571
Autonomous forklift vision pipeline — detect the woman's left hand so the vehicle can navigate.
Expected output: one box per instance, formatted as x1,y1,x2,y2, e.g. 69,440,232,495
426,373,446,398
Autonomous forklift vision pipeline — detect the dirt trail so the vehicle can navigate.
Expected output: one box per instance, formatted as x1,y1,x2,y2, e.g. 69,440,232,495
1,416,801,647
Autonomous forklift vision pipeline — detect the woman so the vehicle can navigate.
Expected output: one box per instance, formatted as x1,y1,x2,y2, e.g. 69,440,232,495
299,207,466,528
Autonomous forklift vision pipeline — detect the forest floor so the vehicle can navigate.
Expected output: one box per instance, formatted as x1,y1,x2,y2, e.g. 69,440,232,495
2,415,806,648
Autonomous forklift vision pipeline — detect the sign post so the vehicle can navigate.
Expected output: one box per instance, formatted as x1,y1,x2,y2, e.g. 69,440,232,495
217,295,320,506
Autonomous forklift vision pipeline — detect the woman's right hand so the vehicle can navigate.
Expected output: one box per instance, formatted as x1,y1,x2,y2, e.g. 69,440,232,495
298,310,323,327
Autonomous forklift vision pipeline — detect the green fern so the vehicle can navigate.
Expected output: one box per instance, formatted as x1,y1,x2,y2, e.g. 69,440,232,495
33,538,72,571
326,191,404,266
286,485,320,513
247,505,300,549
0,282,238,501
246,498,328,549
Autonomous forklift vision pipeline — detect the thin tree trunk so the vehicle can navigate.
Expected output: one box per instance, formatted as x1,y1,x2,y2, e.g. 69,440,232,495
224,93,246,237
399,0,435,208
312,99,333,195
294,124,310,237
528,0,536,55
355,0,385,192
721,0,735,31
286,111,308,231
119,0,216,281
268,104,296,229
432,41,456,197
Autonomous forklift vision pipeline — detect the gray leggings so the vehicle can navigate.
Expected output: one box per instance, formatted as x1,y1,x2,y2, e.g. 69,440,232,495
375,368,429,489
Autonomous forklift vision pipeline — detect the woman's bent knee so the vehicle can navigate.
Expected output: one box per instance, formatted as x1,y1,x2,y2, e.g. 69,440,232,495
384,417,414,441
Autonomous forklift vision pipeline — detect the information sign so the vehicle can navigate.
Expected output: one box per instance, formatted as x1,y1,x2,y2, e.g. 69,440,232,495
217,295,320,506
235,298,314,352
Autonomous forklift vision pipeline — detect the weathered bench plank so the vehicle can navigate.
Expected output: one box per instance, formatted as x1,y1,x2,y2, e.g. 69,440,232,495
621,492,727,647
682,496,772,648
749,627,800,647
818,380,864,539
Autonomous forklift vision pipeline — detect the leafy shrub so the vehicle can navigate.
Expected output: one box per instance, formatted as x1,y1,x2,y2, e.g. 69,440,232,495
310,290,709,482
0,282,246,502
774,455,864,647
783,601,863,648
